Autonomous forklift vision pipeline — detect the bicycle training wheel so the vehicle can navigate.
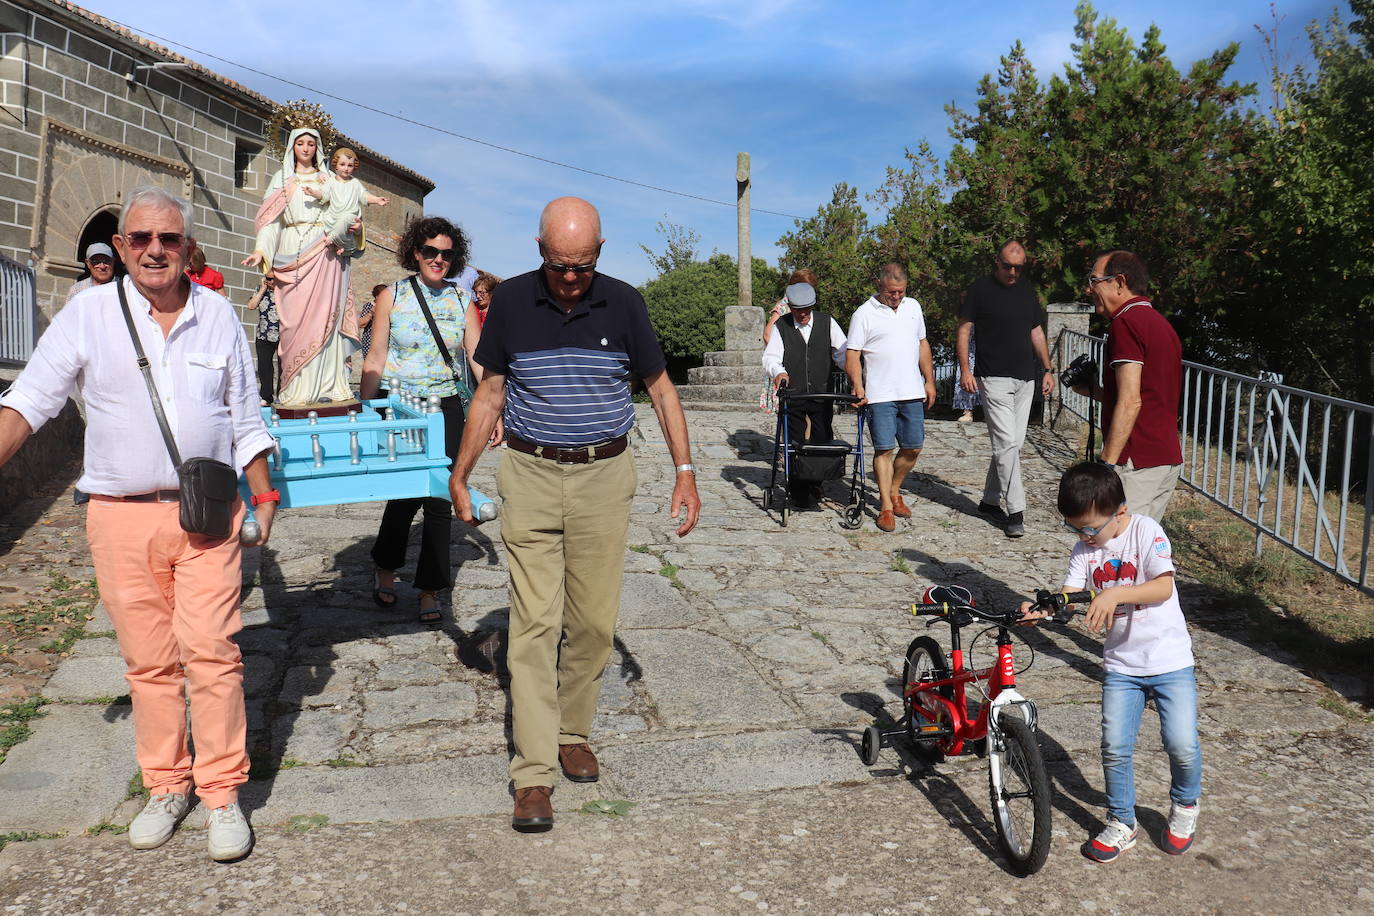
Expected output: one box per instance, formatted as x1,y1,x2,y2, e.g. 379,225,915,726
987,715,1052,876
903,636,951,764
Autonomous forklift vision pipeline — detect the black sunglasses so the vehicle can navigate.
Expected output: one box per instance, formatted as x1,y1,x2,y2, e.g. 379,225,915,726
418,244,456,263
123,231,187,251
543,260,597,275
88,255,113,266
997,259,1027,272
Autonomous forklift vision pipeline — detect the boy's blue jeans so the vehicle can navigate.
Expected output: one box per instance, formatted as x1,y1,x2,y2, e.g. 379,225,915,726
1101,666,1202,826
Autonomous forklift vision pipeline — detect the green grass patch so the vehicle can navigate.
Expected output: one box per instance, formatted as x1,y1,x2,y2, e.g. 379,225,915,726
810,631,829,644
629,544,652,554
125,772,148,801
0,697,48,765
579,799,636,817
323,755,364,768
890,552,910,574
0,831,64,850
284,813,330,833
84,822,127,837
1318,695,1374,724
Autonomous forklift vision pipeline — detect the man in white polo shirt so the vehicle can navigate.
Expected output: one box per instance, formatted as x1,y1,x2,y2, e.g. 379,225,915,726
845,263,936,532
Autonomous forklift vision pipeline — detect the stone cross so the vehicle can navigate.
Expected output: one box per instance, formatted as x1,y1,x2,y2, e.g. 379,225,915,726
736,152,751,309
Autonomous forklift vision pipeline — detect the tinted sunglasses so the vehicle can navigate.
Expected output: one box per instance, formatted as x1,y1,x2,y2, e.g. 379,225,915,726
997,259,1027,272
123,231,187,251
88,255,113,266
1061,504,1124,537
543,260,597,275
418,245,456,262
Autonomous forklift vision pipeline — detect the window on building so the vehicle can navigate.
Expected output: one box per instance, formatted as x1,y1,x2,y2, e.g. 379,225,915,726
234,139,261,190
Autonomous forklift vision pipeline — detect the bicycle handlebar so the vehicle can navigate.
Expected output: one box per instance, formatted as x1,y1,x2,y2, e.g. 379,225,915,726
908,588,1098,625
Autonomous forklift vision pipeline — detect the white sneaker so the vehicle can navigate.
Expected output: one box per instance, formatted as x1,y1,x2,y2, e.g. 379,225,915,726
1164,800,1199,855
128,793,192,849
1085,818,1138,863
206,802,253,861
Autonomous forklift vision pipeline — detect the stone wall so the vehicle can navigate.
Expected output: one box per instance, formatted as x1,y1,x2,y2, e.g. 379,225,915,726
0,0,431,337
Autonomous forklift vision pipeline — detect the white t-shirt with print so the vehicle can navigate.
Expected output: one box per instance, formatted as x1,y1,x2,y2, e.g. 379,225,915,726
1063,514,1194,676
845,296,928,403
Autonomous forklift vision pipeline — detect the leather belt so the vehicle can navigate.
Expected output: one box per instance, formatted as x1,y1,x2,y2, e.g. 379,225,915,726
506,434,628,465
92,490,180,503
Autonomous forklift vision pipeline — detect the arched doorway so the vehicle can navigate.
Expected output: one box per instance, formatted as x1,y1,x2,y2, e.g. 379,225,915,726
73,210,122,280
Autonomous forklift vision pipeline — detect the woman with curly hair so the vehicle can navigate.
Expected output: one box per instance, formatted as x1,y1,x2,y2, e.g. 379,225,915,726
360,216,481,623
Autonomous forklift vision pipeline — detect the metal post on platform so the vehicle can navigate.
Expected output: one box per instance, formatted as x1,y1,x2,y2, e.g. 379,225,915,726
311,433,324,468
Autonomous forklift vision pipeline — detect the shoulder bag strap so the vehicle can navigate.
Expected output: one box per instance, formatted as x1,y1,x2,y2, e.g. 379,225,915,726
116,278,184,468
408,275,458,375
407,276,471,395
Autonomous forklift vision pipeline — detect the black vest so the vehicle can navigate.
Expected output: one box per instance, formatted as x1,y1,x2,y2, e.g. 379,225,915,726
777,312,834,394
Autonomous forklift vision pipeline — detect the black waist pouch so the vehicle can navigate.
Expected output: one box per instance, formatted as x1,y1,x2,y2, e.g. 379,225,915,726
178,457,239,539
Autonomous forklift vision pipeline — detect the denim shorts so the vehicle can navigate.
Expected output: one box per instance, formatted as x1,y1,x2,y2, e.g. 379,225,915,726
867,399,925,450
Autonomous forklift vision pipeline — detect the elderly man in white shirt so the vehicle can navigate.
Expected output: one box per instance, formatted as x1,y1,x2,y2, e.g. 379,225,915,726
845,263,937,532
762,281,847,507
0,186,278,862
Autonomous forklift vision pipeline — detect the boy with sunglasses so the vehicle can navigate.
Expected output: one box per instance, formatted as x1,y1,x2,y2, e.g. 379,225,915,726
1022,461,1201,864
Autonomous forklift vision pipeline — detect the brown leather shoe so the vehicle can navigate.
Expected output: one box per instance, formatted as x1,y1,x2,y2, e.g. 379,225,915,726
876,509,897,532
892,493,912,518
558,742,600,783
512,786,553,832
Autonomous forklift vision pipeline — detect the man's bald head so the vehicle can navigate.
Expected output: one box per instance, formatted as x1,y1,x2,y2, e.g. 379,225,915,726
537,197,605,310
538,197,603,248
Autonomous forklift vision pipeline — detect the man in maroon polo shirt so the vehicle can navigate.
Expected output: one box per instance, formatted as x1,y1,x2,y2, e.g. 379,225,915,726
1083,250,1183,522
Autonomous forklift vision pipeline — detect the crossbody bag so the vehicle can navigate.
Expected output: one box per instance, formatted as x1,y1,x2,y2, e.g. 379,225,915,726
406,276,473,404
116,279,239,539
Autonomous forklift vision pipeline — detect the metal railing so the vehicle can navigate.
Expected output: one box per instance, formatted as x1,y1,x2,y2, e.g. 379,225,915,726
0,254,36,365
1057,328,1373,595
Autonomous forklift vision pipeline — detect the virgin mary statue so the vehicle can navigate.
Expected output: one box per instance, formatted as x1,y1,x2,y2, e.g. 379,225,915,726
244,126,359,410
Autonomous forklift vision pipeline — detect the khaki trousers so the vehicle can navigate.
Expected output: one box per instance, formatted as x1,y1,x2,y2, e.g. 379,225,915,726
1119,460,1182,523
498,447,636,789
977,376,1035,514
85,498,248,808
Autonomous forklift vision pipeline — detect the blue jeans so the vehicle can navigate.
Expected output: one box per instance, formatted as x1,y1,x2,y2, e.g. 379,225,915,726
1101,666,1202,826
867,399,925,450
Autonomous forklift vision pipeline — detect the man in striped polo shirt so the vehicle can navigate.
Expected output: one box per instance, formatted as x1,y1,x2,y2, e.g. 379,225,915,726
451,196,701,832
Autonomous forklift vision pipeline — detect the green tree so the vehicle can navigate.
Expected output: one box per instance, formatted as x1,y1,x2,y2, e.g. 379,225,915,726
639,218,702,277
936,2,1258,353
641,253,783,367
1233,1,1374,401
775,183,875,328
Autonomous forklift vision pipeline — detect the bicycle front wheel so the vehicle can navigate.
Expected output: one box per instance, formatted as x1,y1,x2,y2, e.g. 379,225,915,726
987,715,1052,876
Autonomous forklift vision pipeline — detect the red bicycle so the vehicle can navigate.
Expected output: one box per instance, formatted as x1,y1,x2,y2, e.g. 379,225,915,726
861,585,1095,876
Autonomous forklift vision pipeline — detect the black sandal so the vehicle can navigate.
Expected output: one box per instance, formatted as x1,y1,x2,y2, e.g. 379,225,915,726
372,568,398,608
417,591,442,624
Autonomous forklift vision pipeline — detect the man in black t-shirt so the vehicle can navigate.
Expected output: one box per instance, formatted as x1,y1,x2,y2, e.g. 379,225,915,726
956,240,1055,538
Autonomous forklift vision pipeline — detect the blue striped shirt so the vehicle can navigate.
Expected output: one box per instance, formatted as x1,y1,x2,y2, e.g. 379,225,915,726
474,269,667,447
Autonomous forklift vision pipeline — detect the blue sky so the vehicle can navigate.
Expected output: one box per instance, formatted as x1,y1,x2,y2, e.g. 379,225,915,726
93,0,1336,286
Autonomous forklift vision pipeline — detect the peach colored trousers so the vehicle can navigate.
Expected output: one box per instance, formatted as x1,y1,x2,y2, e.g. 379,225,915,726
86,497,248,808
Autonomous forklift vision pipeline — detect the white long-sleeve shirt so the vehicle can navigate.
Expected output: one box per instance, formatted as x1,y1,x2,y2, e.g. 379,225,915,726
761,313,848,379
0,277,274,496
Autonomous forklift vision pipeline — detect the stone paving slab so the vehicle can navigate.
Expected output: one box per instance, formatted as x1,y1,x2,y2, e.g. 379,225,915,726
0,704,135,833
39,655,128,702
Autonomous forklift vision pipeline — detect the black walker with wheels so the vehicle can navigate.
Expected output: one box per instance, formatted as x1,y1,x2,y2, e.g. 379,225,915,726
763,390,866,528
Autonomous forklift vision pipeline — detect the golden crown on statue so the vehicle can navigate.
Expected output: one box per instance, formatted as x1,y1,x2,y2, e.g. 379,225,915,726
264,99,337,159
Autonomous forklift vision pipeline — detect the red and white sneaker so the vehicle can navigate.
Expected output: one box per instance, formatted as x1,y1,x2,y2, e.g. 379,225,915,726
1164,801,1199,855
1085,818,1138,863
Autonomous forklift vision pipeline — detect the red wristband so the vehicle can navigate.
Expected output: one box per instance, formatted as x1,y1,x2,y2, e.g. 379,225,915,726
251,488,281,507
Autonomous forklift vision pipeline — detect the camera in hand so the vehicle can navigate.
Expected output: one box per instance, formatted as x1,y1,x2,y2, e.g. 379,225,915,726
1060,354,1098,390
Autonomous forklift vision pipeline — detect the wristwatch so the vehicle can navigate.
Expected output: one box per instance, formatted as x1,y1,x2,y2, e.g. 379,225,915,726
675,464,696,474
251,488,282,507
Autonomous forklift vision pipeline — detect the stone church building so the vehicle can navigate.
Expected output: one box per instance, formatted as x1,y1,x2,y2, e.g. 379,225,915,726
0,0,433,332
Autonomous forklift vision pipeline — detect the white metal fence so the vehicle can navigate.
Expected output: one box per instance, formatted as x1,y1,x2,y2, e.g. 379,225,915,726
0,254,37,365
1058,328,1374,596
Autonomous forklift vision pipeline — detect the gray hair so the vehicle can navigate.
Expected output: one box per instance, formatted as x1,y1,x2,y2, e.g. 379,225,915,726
877,262,908,286
119,186,195,238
